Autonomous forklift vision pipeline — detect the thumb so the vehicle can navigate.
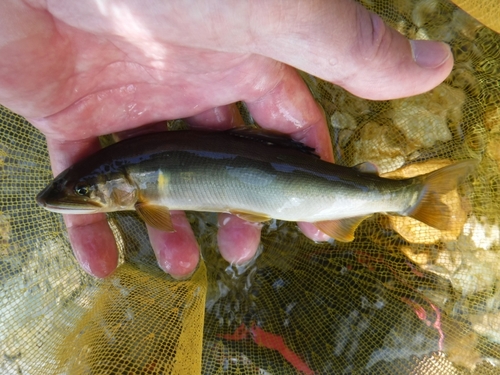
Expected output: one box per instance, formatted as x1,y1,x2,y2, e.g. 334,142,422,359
251,0,453,100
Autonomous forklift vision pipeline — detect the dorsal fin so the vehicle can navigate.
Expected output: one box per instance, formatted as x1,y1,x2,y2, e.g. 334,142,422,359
227,127,319,158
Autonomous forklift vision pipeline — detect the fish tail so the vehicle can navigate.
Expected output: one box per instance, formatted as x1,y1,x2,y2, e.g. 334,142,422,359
406,160,478,230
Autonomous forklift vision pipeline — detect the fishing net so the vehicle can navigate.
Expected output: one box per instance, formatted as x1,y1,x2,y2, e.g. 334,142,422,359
2,0,500,373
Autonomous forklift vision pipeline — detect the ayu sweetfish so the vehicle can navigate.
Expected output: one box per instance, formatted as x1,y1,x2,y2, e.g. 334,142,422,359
36,128,478,242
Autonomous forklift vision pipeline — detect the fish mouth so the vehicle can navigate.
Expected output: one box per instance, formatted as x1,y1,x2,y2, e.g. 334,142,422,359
36,192,102,214
37,202,100,214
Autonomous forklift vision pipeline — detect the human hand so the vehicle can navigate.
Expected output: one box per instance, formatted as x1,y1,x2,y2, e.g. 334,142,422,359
0,0,452,278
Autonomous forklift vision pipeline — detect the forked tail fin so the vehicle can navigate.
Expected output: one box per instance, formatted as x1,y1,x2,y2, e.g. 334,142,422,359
406,160,478,230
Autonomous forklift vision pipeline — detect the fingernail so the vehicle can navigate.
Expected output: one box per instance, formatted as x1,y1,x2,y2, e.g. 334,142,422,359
410,40,451,69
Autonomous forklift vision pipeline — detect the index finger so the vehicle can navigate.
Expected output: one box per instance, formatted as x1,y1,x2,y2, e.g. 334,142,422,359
245,65,333,163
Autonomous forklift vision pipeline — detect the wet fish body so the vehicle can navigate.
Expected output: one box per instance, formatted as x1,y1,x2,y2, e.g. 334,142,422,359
36,129,477,241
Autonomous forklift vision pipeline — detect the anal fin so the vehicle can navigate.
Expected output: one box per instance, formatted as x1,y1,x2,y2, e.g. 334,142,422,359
135,202,175,232
313,215,371,242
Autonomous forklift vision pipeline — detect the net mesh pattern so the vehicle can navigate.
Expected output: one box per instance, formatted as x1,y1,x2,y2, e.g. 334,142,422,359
2,0,500,373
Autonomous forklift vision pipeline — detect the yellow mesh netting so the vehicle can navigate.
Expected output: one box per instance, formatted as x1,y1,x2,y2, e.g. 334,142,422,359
2,0,500,373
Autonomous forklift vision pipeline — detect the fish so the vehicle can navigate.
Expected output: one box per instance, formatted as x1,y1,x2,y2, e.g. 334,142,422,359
36,128,478,242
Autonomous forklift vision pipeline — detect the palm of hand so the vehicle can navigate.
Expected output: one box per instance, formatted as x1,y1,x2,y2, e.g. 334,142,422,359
7,9,284,138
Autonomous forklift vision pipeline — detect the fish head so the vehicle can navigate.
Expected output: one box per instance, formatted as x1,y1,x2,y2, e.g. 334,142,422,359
37,160,139,215
36,166,111,214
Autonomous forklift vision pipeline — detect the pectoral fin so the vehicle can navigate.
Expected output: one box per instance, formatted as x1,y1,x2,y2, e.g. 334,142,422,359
229,209,271,223
135,202,175,232
313,215,371,242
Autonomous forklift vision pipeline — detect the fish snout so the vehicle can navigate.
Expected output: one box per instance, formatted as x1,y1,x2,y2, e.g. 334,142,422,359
36,184,52,207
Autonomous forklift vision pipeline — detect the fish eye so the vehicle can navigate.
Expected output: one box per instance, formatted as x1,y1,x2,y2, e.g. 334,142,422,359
74,183,90,196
